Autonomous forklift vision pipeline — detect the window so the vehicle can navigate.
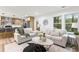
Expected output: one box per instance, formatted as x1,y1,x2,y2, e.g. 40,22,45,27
65,14,72,32
65,14,78,33
54,16,62,29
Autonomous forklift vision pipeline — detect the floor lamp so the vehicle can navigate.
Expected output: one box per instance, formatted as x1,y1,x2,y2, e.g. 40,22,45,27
72,23,78,28
72,23,78,32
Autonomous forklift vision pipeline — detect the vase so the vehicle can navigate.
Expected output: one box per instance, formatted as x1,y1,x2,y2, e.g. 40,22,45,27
41,37,46,42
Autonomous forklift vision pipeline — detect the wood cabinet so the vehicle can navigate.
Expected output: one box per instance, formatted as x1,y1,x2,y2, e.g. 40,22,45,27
0,16,12,25
0,32,14,39
12,18,23,25
0,16,23,39
0,16,23,26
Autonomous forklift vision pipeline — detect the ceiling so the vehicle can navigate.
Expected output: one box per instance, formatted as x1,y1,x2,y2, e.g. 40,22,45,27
0,6,78,18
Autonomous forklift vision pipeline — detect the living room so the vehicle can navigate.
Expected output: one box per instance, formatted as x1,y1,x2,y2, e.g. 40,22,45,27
0,6,79,52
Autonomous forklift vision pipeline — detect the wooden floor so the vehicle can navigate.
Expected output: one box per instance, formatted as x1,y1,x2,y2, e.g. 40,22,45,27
0,38,15,52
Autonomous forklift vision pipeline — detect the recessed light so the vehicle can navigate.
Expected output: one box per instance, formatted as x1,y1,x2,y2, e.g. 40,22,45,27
34,12,40,15
2,13,5,15
61,6,66,8
13,14,16,16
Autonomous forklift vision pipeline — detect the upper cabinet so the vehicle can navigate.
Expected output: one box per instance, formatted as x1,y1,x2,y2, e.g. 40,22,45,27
0,16,12,25
12,18,23,25
0,16,23,26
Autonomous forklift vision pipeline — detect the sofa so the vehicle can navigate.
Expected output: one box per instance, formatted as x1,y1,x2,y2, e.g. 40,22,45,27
45,29,68,47
76,36,79,51
14,27,31,44
14,27,37,44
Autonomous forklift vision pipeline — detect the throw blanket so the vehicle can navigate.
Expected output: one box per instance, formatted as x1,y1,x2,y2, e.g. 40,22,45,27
23,43,46,52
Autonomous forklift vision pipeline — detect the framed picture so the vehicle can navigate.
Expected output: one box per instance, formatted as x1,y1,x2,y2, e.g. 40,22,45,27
43,19,48,25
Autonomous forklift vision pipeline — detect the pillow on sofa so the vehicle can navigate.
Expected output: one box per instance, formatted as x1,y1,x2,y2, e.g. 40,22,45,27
24,28,32,33
46,30,54,35
51,31,59,36
46,30,50,35
59,30,66,36
17,27,25,35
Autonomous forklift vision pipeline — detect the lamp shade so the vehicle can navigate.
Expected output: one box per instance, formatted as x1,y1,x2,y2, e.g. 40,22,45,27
72,23,78,28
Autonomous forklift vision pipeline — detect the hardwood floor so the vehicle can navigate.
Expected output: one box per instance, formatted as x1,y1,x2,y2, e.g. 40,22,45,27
0,37,15,52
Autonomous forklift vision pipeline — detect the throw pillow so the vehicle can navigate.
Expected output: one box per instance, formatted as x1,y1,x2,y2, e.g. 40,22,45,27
17,27,25,35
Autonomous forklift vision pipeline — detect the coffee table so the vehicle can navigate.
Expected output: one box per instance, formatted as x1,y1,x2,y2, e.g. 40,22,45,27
32,37,53,50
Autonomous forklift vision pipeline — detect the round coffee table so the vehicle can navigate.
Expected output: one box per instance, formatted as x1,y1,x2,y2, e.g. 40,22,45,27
32,37,53,50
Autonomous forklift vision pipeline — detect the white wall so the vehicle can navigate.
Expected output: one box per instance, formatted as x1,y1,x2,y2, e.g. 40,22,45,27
36,16,54,31
36,7,79,31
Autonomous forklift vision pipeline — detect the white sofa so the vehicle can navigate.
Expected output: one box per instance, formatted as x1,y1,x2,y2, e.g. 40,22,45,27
45,29,68,47
76,36,79,51
14,29,31,44
14,28,37,44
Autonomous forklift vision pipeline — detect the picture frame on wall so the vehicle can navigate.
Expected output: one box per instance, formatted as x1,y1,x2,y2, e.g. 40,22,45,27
43,19,48,26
